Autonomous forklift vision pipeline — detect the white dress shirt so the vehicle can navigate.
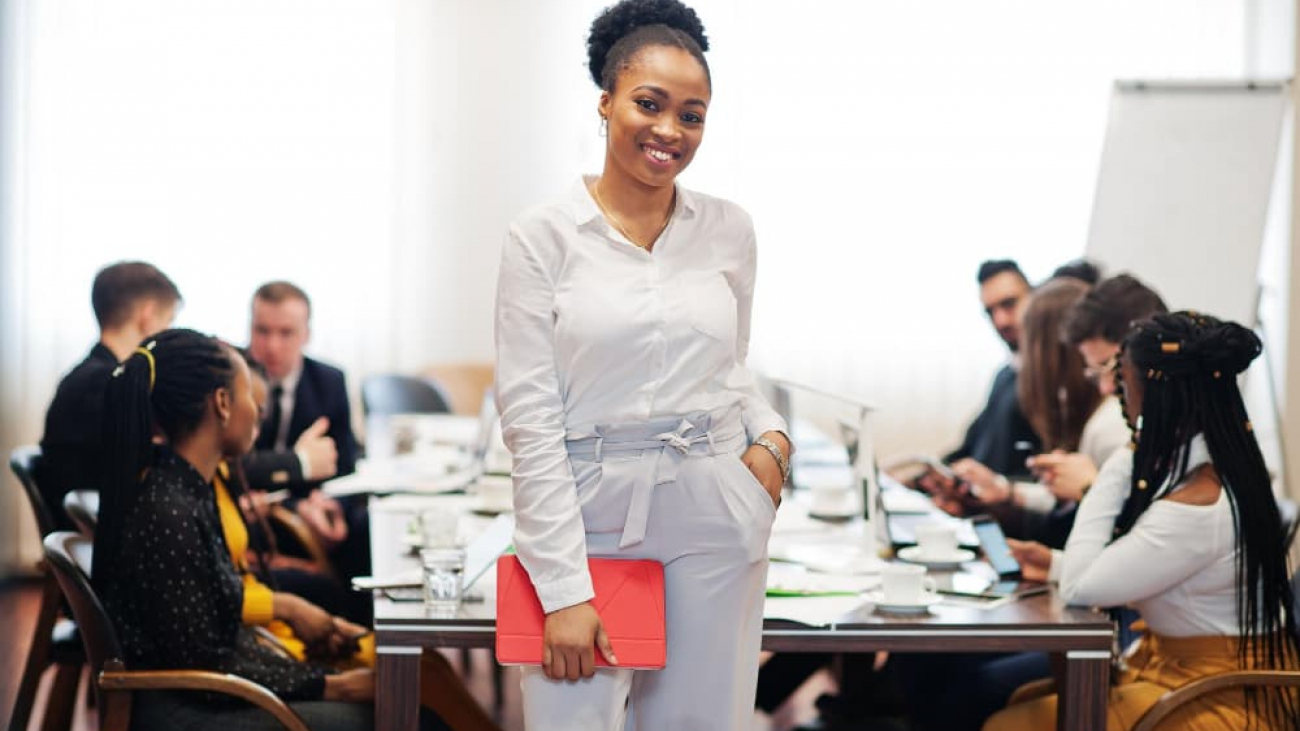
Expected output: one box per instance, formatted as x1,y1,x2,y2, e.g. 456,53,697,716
1059,436,1244,636
494,177,787,612
269,362,302,452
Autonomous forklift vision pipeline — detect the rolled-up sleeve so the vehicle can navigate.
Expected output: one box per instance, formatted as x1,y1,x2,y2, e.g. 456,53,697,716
495,224,594,614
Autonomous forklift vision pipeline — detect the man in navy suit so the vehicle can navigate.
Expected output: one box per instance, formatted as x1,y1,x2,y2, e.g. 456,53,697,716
244,281,368,591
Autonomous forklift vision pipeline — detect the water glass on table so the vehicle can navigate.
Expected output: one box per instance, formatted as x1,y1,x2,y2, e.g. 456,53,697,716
420,546,467,613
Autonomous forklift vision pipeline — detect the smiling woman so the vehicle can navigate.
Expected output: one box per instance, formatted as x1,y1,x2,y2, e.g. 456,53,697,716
492,1,792,728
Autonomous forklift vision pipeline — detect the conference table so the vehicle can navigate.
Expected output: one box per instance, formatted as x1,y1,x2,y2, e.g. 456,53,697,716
366,492,1114,731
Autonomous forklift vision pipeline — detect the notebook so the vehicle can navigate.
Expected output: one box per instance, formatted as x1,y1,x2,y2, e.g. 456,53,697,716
495,556,666,668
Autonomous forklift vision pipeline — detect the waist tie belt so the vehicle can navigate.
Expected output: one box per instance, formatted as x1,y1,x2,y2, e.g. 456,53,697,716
565,405,744,549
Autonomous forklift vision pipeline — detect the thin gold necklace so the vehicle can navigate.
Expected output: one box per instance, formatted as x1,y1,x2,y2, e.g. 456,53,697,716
592,179,675,250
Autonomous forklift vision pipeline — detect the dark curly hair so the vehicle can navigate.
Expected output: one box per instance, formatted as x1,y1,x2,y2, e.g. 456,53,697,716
1116,311,1298,725
587,0,710,91
1061,273,1167,347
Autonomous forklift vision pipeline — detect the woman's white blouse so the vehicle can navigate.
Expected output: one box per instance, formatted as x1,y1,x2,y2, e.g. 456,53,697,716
1059,437,1244,637
494,177,787,613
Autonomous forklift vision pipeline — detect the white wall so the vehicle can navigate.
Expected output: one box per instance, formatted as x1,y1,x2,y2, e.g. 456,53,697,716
0,0,1264,573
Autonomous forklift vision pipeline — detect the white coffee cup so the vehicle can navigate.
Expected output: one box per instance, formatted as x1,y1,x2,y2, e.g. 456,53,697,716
880,563,937,605
913,521,960,559
475,475,514,513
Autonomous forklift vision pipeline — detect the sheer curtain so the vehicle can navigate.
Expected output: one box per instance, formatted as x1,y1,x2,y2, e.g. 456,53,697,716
0,0,1254,573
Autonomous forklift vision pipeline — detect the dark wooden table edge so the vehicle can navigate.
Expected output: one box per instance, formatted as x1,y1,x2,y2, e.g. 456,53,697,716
373,622,1114,653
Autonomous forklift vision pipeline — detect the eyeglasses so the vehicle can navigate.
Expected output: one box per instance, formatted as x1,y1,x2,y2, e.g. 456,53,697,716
1083,355,1119,385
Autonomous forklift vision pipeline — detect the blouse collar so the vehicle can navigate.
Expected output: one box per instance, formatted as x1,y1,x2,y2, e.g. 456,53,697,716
570,175,697,230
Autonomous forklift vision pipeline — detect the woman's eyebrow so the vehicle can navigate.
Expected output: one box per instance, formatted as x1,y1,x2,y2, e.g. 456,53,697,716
631,84,708,108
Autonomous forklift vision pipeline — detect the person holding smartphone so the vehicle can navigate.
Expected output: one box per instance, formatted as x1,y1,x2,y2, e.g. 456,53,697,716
494,1,790,727
987,312,1300,730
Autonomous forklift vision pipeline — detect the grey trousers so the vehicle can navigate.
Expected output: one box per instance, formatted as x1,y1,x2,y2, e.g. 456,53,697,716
520,408,775,731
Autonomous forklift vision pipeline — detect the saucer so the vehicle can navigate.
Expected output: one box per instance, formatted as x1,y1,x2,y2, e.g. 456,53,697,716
470,503,513,517
897,546,976,568
867,589,943,614
808,507,858,522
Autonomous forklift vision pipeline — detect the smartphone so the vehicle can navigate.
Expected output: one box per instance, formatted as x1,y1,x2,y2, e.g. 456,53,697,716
970,514,1021,579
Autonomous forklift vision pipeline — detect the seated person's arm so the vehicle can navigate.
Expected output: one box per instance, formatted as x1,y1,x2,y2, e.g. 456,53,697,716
131,492,326,700
240,417,337,498
241,449,306,494
294,489,348,548
1059,467,1222,607
1028,451,1099,503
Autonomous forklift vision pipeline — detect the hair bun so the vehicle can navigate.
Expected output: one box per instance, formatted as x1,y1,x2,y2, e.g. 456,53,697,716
1190,320,1261,377
587,0,709,87
1128,311,1260,379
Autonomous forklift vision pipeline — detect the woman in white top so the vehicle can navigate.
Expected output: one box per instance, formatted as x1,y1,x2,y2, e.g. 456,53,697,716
494,1,790,728
985,311,1299,731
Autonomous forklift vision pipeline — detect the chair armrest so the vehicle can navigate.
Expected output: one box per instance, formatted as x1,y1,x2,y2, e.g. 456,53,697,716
1132,670,1300,731
99,669,311,731
267,504,337,581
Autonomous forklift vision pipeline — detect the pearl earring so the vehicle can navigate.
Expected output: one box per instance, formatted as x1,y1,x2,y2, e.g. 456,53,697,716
599,117,608,137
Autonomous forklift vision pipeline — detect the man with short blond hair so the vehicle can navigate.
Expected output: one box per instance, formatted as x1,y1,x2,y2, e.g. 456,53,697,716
244,280,357,493
243,281,368,613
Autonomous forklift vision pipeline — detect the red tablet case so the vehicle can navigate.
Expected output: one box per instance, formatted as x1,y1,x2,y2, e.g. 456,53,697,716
495,555,666,669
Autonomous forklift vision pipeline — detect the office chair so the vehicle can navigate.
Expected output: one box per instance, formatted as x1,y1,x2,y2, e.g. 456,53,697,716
361,373,452,417
9,446,81,731
63,489,100,537
42,531,311,731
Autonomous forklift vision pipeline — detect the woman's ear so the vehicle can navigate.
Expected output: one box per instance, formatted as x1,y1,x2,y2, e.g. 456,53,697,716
214,388,233,427
598,92,611,123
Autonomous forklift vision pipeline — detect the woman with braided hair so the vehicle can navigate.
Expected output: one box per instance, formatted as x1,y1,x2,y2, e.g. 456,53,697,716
985,311,1299,730
494,0,790,727
94,329,453,730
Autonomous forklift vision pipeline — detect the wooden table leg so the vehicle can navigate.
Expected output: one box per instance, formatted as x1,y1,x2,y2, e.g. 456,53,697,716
376,645,422,731
1058,650,1110,731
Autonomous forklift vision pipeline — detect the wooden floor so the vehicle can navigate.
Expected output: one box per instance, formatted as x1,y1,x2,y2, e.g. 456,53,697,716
1,578,828,731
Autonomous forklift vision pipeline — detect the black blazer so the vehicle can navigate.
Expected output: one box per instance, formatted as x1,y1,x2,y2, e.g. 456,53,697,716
943,364,1041,478
37,343,118,530
242,356,358,498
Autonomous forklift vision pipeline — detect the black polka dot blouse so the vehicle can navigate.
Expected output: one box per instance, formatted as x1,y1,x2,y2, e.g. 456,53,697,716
100,449,327,700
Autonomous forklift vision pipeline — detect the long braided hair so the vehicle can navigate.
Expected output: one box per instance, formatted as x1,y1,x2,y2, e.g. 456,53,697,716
1116,311,1297,724
94,328,235,589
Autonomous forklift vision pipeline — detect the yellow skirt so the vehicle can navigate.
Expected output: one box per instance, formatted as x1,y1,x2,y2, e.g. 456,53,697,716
983,633,1297,731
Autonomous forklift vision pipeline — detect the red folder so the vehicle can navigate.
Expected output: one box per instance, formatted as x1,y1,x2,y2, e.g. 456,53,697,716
495,555,666,669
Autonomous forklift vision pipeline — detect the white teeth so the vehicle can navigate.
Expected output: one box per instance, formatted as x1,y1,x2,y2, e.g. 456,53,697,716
644,146,672,162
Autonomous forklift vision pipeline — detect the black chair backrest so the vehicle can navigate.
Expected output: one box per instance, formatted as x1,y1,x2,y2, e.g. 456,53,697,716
42,532,123,682
64,490,100,537
11,446,56,538
361,374,451,417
